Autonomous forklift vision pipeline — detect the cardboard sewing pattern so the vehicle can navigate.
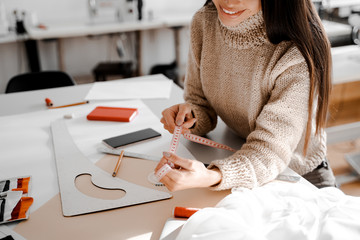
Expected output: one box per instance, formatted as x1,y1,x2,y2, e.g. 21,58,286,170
14,154,231,240
51,119,172,216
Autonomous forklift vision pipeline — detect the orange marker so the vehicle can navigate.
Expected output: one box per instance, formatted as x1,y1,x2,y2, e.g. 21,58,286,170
45,98,53,107
48,100,89,109
173,206,200,218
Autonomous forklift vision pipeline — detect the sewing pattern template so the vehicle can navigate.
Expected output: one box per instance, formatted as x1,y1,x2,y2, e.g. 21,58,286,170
51,119,172,217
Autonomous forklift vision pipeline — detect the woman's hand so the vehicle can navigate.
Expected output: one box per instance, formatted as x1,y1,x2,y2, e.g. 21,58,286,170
160,103,196,134
154,152,222,192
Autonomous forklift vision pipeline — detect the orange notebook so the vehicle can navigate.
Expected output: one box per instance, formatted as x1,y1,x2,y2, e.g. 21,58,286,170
87,106,138,122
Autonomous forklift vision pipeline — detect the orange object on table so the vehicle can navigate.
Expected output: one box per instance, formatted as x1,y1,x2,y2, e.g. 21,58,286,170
173,206,201,218
87,106,138,122
45,98,53,107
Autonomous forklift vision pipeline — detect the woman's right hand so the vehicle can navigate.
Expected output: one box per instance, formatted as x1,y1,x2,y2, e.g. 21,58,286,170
160,103,197,134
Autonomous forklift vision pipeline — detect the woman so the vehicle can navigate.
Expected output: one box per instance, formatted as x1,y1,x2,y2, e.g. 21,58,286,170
155,0,335,191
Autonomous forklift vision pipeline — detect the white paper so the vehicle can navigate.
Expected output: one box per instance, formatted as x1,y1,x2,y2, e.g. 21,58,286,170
84,74,173,100
65,100,194,162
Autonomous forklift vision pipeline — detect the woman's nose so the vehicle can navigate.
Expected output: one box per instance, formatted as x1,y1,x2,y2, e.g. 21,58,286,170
224,0,242,6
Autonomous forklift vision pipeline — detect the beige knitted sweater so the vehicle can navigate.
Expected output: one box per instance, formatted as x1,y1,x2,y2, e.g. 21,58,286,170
184,4,327,190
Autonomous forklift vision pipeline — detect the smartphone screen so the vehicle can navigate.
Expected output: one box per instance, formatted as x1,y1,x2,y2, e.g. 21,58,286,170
102,128,161,148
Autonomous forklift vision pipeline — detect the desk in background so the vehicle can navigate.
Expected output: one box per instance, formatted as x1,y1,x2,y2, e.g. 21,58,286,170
0,15,356,85
24,16,192,82
331,44,360,85
0,32,26,44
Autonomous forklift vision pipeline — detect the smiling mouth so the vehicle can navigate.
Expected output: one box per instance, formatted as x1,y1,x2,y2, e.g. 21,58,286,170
221,6,245,16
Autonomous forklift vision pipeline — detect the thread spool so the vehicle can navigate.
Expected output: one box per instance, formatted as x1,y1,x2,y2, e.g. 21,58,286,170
173,206,200,218
45,98,53,107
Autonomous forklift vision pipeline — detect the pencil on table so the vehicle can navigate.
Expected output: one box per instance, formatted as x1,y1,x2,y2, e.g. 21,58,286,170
48,100,89,109
112,150,125,177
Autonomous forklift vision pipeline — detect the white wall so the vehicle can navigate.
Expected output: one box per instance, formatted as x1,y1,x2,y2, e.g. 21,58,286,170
0,0,204,93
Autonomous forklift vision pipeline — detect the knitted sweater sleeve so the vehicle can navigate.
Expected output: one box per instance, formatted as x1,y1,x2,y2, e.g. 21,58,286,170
183,11,218,136
209,55,311,190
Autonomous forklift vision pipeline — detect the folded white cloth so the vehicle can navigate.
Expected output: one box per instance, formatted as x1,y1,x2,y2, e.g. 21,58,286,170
177,182,360,240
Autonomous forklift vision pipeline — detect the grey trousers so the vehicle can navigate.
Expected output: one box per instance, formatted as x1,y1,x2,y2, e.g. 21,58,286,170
302,159,337,188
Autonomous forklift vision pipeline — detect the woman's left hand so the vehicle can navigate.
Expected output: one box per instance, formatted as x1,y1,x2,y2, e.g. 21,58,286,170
154,152,222,192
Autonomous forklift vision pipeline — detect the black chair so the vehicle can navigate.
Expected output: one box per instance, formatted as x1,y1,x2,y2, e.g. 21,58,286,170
92,62,133,81
5,71,76,94
150,61,178,82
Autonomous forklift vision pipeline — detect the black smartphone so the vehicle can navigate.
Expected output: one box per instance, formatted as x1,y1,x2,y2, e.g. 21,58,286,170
102,128,161,149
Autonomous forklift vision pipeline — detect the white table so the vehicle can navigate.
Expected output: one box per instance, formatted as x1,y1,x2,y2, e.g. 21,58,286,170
0,76,244,239
0,76,323,239
26,16,193,40
0,32,27,44
0,79,246,165
331,45,360,85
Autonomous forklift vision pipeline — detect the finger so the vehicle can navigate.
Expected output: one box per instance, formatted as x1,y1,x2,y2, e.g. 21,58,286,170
154,157,170,172
162,152,176,168
163,152,195,170
159,171,182,192
162,110,177,132
164,125,172,134
182,118,197,130
182,128,191,134
185,111,194,121
159,174,173,191
175,104,191,126
160,117,173,134
160,117,166,125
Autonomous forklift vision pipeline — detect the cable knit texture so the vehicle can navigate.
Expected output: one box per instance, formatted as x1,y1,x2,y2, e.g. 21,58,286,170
184,4,327,190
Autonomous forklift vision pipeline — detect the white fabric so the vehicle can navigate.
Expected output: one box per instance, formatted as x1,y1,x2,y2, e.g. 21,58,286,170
176,182,360,240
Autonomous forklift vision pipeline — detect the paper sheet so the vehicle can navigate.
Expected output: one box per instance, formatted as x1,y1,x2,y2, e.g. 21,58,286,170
84,74,173,100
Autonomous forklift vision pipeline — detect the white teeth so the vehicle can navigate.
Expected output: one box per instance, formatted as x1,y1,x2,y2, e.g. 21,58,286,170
222,8,238,15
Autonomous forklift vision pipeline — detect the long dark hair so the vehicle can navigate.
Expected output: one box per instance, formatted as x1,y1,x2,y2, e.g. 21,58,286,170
204,0,332,154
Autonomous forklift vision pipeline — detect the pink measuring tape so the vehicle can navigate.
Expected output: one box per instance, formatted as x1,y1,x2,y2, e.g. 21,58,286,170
153,126,236,183
183,133,236,152
153,126,183,181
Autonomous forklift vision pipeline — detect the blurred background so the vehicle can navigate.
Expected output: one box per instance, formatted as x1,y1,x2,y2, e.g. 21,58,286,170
0,0,203,90
0,0,360,127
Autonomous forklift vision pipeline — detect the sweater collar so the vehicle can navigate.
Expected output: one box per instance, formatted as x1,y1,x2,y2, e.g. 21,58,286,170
218,11,268,49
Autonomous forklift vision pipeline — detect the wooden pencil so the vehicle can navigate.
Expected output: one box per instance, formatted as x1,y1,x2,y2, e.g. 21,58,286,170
48,100,89,109
112,150,125,177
